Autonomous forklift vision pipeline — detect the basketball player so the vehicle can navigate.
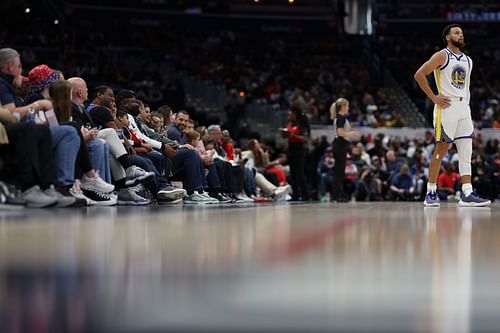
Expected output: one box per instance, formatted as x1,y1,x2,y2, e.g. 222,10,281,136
414,24,490,207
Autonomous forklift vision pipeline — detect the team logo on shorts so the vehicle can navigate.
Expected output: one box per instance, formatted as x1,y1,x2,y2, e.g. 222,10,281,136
451,65,466,89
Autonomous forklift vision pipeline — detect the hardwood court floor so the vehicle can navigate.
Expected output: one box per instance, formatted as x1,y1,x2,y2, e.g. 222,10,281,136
0,201,499,332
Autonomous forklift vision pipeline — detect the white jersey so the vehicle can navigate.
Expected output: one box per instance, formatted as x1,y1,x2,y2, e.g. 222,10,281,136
434,48,472,103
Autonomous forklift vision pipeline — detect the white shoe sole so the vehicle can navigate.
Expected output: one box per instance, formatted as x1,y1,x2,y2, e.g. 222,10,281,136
157,189,187,201
124,173,155,187
0,203,25,210
117,200,150,206
183,200,219,204
458,199,491,207
26,201,58,208
93,199,117,206
423,201,440,207
158,198,183,204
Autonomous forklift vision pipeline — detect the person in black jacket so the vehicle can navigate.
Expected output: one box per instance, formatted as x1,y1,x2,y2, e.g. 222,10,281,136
330,98,359,202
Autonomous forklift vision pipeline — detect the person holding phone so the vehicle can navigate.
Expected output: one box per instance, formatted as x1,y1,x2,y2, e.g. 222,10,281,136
69,78,157,205
48,79,116,205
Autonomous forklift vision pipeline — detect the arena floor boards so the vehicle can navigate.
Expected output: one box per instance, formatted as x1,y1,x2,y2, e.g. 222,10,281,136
1,201,499,332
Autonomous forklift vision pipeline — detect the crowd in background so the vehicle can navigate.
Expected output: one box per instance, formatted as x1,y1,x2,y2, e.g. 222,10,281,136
1,48,298,207
1,5,500,208
1,9,408,129
2,2,500,131
307,132,500,203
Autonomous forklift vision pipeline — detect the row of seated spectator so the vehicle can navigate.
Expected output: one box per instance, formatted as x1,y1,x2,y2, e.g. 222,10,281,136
1,47,295,208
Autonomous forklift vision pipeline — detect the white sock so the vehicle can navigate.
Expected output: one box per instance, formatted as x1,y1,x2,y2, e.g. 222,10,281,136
427,183,437,193
462,183,473,196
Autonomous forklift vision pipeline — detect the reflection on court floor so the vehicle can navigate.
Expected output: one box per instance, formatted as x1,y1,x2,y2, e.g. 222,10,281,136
0,202,498,332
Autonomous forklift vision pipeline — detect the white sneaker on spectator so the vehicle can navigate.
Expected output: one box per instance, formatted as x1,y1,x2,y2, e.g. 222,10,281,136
80,172,115,193
21,185,57,208
70,180,95,206
200,191,220,204
157,185,187,201
56,186,88,207
236,193,255,203
0,181,25,209
124,166,155,187
45,185,80,207
117,187,150,206
183,192,218,204
273,185,292,201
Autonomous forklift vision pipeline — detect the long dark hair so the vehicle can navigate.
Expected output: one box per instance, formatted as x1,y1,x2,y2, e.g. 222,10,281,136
290,106,310,137
49,79,72,122
247,139,264,167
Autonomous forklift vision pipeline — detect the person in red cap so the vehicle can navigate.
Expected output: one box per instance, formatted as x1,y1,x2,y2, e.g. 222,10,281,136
0,48,85,207
25,64,60,104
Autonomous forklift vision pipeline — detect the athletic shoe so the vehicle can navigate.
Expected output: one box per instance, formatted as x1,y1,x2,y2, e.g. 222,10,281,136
209,192,232,203
82,189,117,206
183,192,219,204
157,198,183,205
131,184,152,201
200,191,220,204
80,172,115,193
221,193,234,202
70,180,95,206
124,166,155,187
117,187,151,206
424,191,440,207
273,185,292,201
21,185,57,208
252,196,272,203
44,185,82,207
0,181,25,209
157,185,187,201
459,191,491,207
55,186,88,207
235,193,255,203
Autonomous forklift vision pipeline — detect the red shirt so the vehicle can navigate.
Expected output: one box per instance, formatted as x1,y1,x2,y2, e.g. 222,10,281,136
437,172,460,189
287,122,303,143
223,142,235,161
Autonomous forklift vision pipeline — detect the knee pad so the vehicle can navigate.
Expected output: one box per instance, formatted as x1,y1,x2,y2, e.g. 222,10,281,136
455,139,472,176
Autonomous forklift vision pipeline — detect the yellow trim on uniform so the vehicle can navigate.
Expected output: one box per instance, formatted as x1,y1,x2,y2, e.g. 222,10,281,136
435,68,443,141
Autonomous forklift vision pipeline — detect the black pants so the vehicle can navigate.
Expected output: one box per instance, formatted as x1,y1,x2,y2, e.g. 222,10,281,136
1,123,57,190
332,138,348,201
288,142,308,200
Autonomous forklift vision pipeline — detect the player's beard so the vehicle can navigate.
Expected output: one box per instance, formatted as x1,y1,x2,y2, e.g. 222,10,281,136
451,39,465,49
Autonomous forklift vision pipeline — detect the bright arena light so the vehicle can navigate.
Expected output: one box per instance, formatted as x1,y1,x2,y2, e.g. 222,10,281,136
54,19,59,25
25,8,30,13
